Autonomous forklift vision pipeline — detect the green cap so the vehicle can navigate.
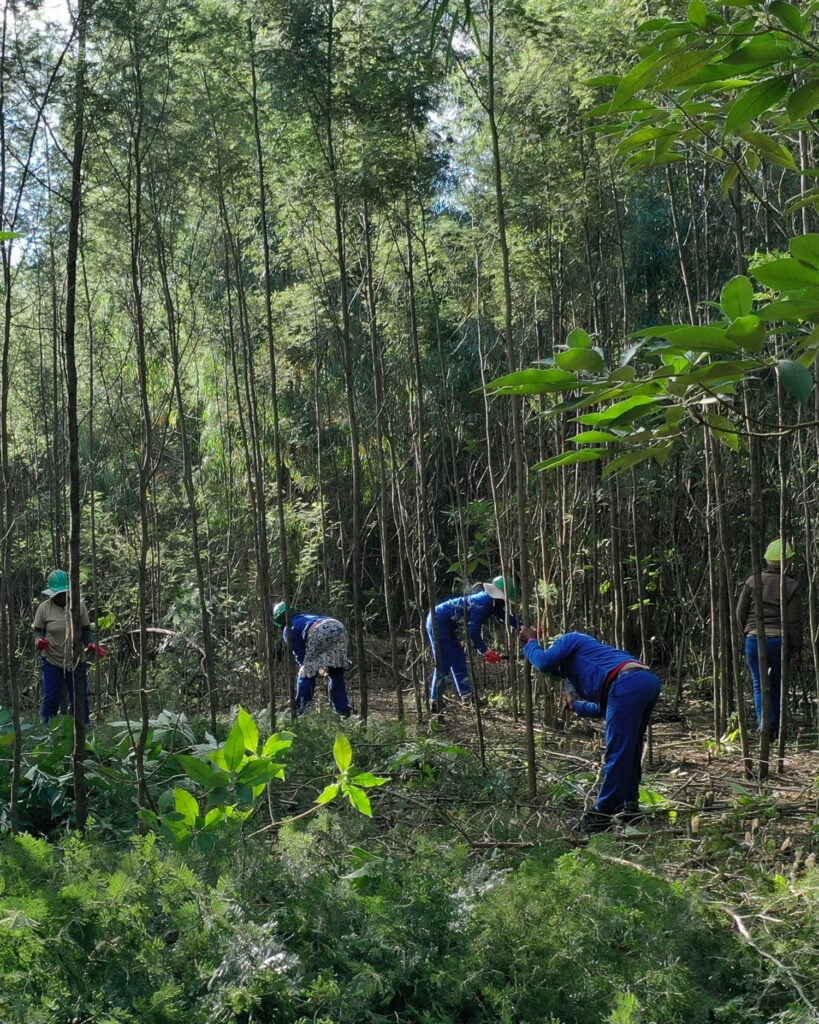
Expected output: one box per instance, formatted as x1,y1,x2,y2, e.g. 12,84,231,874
484,575,517,602
764,540,794,562
43,569,70,597
273,600,289,627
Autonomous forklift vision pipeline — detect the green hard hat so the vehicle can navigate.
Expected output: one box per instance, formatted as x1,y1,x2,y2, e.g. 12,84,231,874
43,569,70,597
273,600,289,627
484,575,517,602
764,539,794,562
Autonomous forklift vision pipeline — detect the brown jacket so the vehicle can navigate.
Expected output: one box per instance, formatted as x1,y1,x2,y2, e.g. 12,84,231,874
736,567,802,652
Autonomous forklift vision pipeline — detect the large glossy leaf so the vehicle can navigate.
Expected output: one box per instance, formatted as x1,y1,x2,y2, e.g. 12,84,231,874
486,367,578,395
577,394,663,426
787,78,819,121
720,275,754,318
236,707,259,753
222,722,246,772
566,327,593,349
738,131,797,170
723,39,796,67
725,76,789,132
569,430,622,444
555,348,607,373
769,0,803,34
777,359,814,405
601,442,675,479
611,53,666,110
705,413,740,451
757,297,819,322
752,258,819,290
532,449,606,472
725,315,767,352
334,732,353,772
174,787,200,826
789,234,819,270
177,754,226,789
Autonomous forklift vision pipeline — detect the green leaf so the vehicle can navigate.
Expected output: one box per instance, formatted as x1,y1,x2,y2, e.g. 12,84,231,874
316,783,340,805
222,722,246,772
555,348,607,374
174,787,200,826
687,0,708,28
786,78,819,121
177,754,226,789
725,77,789,132
236,707,259,752
611,54,666,110
720,275,754,318
656,48,720,89
752,257,819,291
757,297,819,321
334,732,353,772
569,430,622,444
777,359,815,405
350,772,390,787
577,394,663,426
705,413,740,450
789,234,819,270
566,327,593,349
237,759,285,786
725,315,767,352
345,785,373,817
738,131,797,170
262,732,294,758
769,0,803,34
532,449,606,472
486,367,578,395
0,231,23,241
601,443,675,479
723,39,796,67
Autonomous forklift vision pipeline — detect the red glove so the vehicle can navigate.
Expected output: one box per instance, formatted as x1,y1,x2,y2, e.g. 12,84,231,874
87,642,107,659
484,649,503,665
35,637,50,651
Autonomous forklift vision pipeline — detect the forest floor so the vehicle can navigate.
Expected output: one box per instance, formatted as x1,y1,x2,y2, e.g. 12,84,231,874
360,670,819,878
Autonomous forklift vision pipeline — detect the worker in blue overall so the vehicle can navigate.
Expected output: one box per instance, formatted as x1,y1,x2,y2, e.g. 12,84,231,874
273,602,353,719
520,628,661,833
426,576,520,714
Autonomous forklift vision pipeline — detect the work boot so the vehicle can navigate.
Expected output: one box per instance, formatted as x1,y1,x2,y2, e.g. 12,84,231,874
619,801,644,826
430,699,441,715
581,810,614,834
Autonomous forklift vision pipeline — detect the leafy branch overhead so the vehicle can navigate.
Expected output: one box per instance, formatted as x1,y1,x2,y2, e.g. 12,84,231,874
488,235,819,477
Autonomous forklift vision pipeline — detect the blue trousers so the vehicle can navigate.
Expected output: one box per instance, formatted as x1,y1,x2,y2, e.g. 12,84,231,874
295,667,351,715
426,614,472,700
745,635,784,735
596,668,661,815
41,660,90,724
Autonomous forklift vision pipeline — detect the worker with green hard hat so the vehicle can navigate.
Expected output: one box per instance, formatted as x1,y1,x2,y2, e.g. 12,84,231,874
33,569,105,726
425,575,520,714
736,539,802,738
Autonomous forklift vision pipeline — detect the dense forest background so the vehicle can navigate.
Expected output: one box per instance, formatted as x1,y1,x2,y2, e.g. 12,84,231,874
2,0,818,736
2,1,819,1019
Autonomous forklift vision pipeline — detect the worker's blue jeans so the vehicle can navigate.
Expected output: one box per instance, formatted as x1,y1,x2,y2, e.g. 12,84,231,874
744,635,784,735
295,667,351,716
41,660,90,725
426,614,472,701
596,669,661,815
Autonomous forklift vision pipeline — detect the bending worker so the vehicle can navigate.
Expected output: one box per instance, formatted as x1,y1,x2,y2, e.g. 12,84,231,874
427,575,520,714
520,627,661,833
273,601,353,719
33,569,105,726
736,538,802,739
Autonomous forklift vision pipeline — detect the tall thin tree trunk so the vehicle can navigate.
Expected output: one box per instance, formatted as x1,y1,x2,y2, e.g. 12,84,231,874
65,0,89,827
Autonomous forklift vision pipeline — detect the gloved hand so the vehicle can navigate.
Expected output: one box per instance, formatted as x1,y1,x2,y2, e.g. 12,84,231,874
35,637,50,651
87,642,107,659
484,649,503,665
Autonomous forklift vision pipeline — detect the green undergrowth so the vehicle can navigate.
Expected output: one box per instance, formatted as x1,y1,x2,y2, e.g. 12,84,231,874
0,707,817,1023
